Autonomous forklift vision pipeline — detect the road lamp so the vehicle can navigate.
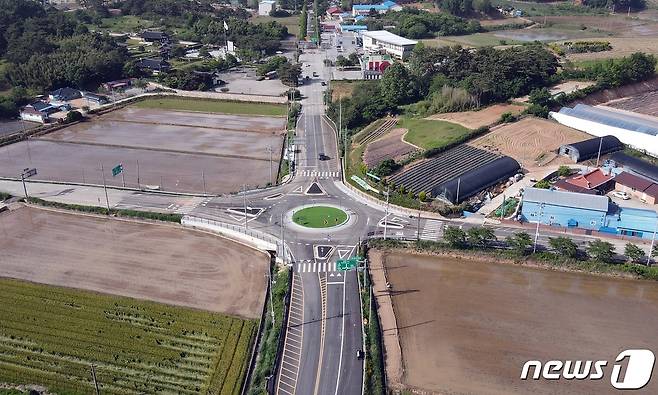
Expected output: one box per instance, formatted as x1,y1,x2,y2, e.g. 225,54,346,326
532,202,545,254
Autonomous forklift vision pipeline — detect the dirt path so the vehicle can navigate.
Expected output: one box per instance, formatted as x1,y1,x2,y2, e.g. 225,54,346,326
368,250,404,390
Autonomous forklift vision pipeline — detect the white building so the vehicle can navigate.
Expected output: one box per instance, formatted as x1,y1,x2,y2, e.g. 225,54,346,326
361,30,417,59
258,0,276,15
550,104,658,158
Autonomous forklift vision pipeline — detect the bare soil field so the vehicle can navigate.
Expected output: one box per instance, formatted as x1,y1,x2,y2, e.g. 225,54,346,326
380,251,658,395
574,76,658,106
0,140,272,193
516,80,596,103
426,103,525,129
363,128,419,168
0,206,268,318
604,90,658,117
0,107,284,193
471,117,590,170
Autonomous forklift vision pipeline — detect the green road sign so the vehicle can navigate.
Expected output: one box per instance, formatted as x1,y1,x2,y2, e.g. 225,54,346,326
112,164,123,177
337,257,363,271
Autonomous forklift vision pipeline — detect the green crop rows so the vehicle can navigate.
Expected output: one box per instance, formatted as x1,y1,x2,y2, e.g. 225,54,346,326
0,279,256,395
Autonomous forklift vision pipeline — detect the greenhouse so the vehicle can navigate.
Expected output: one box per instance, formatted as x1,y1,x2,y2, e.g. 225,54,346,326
433,156,521,204
550,104,658,157
558,135,623,163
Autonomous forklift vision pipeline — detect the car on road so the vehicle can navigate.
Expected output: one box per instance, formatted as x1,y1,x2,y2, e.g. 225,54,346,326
318,153,329,161
612,191,631,200
321,81,326,86
312,71,319,77
356,349,364,359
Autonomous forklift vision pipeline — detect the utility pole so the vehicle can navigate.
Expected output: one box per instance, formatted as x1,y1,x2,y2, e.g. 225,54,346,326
500,194,505,221
647,218,657,266
136,160,141,190
100,163,111,212
120,163,125,188
267,146,273,185
416,207,421,243
596,136,603,167
456,177,461,204
202,170,207,195
90,364,100,395
281,213,286,264
21,173,28,199
533,203,545,254
267,271,276,326
384,186,390,240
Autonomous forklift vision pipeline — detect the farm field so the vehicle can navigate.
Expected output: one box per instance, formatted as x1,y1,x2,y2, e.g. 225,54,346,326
250,15,300,37
378,251,658,394
604,91,658,117
398,118,470,151
363,128,419,168
330,80,360,101
0,206,268,318
420,33,524,48
87,15,155,33
470,117,589,171
426,103,525,129
0,106,285,194
529,15,658,37
0,278,255,395
133,97,287,116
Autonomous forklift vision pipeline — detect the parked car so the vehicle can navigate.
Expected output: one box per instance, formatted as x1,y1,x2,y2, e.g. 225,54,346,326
612,191,631,200
321,81,326,86
356,349,364,359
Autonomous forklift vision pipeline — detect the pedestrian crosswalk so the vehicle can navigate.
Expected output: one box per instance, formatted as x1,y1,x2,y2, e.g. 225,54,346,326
296,260,342,273
419,220,443,241
299,170,340,178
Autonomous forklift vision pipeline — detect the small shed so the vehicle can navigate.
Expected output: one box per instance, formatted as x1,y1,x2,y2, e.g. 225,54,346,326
558,135,623,163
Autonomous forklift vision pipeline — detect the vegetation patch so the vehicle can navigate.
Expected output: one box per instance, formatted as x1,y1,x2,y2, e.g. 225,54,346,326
292,206,348,228
27,197,183,223
0,278,256,394
399,118,470,151
133,97,287,116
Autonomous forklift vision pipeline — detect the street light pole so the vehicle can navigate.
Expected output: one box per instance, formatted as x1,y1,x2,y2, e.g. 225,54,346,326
100,163,111,212
596,136,604,167
267,146,273,185
533,203,545,254
243,184,248,230
202,170,207,195
384,186,390,240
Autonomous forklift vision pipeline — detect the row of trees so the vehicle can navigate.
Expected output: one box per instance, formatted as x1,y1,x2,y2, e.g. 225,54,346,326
443,225,658,264
361,9,481,39
439,0,493,16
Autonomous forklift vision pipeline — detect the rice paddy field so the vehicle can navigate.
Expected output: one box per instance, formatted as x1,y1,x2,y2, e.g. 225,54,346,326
0,279,256,395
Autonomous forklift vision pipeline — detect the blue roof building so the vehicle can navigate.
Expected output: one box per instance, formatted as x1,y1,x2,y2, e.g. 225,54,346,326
352,1,400,15
521,188,609,230
339,24,369,32
521,187,658,239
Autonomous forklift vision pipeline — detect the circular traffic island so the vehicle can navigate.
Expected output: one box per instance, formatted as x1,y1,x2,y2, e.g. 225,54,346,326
292,206,349,229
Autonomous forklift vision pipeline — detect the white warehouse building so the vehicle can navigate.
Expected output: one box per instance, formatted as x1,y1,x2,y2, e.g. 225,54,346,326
550,104,658,158
361,30,417,60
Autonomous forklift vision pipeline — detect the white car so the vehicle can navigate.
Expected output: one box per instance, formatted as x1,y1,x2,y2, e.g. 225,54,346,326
612,191,630,200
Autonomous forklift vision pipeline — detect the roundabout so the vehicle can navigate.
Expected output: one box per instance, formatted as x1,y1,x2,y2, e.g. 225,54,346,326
292,205,348,228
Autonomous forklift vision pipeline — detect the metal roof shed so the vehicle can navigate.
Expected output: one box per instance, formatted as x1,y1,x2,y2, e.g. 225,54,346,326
433,156,520,204
522,187,610,212
559,135,623,162
610,152,658,183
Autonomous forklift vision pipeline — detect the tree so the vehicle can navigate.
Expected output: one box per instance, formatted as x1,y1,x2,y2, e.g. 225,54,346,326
373,158,400,177
466,226,496,248
278,62,301,87
624,243,646,264
506,232,533,255
557,166,572,177
549,237,578,258
587,240,616,263
299,3,307,39
443,226,467,248
65,110,83,123
418,191,427,202
528,87,554,108
380,63,415,107
535,180,551,189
